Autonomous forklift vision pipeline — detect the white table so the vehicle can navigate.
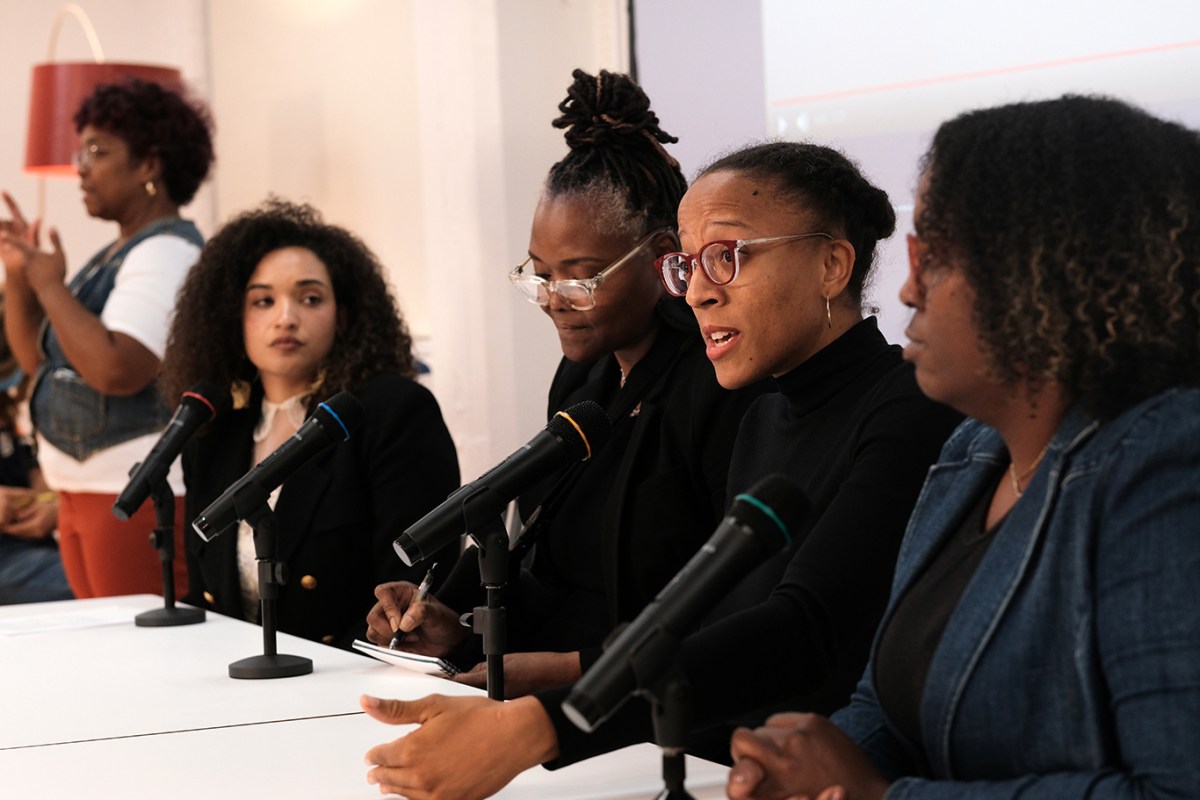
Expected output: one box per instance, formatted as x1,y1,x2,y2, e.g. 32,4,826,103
0,714,727,799
0,594,480,749
0,596,729,798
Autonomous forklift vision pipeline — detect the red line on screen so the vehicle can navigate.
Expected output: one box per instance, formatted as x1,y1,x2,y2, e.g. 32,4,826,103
770,40,1200,108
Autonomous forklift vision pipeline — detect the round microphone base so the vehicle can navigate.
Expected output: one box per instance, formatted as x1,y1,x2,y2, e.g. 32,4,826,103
654,789,696,800
228,653,313,680
135,606,206,627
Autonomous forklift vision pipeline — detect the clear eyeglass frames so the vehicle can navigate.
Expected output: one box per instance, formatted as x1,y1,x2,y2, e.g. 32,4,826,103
509,227,672,311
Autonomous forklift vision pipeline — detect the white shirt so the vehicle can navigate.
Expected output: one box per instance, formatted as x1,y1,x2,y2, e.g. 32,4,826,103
237,393,308,622
37,234,201,494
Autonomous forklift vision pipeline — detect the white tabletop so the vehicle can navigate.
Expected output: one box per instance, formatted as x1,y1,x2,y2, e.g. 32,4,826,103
0,595,479,750
0,713,729,799
0,596,730,799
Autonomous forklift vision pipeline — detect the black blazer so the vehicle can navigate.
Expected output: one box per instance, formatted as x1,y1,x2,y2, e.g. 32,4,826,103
438,300,770,664
182,373,460,648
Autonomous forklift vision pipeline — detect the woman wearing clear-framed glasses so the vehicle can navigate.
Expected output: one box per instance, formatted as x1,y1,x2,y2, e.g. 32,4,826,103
366,68,769,696
0,78,214,600
357,140,964,800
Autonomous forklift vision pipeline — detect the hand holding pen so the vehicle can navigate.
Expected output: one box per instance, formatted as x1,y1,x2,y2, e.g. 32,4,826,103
389,563,437,650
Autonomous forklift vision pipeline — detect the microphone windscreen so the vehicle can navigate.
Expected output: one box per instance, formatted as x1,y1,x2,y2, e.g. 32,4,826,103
730,473,808,548
180,379,227,418
316,391,365,440
550,400,611,462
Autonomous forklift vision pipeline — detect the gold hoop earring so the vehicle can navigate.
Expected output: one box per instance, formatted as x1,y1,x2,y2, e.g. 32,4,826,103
825,295,832,329
144,180,157,197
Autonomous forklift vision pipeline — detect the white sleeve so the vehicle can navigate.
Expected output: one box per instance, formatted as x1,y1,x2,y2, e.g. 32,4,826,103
99,234,201,360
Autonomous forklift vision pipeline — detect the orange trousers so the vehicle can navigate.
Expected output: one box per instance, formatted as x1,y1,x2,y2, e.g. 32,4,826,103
57,491,188,599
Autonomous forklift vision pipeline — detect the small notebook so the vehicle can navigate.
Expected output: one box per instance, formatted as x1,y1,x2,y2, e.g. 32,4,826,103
352,639,460,676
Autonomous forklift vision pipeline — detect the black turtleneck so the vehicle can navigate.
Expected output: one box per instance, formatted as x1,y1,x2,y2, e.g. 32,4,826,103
539,317,963,766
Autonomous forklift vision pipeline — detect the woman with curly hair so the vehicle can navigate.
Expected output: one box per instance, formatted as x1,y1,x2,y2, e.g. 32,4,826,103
0,78,214,598
727,96,1200,799
161,200,459,648
366,68,770,695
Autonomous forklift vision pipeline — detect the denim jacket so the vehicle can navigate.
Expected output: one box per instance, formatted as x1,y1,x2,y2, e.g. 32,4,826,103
833,388,1200,799
31,218,203,461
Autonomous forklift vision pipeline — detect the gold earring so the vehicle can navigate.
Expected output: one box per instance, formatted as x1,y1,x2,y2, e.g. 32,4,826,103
230,379,252,410
825,295,832,329
144,180,157,197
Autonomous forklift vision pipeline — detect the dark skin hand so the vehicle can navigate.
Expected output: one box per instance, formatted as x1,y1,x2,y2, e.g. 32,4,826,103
361,693,559,800
451,650,582,698
727,713,890,800
365,581,467,657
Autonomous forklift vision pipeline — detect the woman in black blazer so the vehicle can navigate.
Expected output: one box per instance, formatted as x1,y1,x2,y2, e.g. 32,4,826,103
366,69,767,693
161,200,459,648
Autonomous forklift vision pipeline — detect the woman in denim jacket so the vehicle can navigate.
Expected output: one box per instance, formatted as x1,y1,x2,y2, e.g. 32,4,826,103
726,96,1200,799
0,79,214,598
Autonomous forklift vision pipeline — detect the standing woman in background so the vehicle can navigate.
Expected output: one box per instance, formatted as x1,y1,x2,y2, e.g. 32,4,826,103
368,68,768,694
161,200,460,648
0,78,214,599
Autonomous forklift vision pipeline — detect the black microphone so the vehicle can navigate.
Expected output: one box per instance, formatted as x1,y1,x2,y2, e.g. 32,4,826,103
562,473,808,733
112,381,225,521
191,391,365,542
393,400,611,566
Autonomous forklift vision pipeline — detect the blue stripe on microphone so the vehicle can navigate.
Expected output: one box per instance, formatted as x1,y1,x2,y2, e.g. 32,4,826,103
319,401,352,440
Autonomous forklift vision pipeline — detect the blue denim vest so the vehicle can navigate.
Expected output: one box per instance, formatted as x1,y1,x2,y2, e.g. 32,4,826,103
31,217,203,461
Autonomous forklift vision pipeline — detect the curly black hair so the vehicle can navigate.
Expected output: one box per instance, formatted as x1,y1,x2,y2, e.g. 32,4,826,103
698,141,896,306
917,95,1200,420
545,69,688,237
161,199,416,410
75,78,214,206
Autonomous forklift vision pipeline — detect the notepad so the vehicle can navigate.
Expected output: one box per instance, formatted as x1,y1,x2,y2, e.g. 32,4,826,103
352,639,460,676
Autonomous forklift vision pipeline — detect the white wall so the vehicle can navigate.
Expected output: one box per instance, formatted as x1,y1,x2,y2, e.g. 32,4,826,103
3,0,629,483
406,0,629,481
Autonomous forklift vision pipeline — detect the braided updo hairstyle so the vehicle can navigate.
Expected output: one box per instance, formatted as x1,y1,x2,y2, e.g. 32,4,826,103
698,142,896,306
918,95,1200,419
545,69,688,238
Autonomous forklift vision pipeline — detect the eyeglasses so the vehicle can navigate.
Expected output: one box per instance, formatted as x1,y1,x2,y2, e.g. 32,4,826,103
71,143,111,171
905,232,956,305
509,227,670,311
654,233,833,296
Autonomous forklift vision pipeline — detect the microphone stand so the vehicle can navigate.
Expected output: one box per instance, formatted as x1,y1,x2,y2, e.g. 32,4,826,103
628,630,696,800
134,479,205,627
470,515,510,701
226,480,312,679
648,672,694,800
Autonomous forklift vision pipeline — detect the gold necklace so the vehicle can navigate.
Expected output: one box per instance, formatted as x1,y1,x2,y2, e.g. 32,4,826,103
1008,441,1051,497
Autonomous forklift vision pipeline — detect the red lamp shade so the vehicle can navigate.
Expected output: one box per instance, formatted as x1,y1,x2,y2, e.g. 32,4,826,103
24,62,182,177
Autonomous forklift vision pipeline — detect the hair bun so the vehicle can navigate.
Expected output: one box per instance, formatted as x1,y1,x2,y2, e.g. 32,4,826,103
553,68,678,152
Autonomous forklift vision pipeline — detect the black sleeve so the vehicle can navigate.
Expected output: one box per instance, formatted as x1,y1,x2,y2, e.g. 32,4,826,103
355,374,461,591
539,388,961,767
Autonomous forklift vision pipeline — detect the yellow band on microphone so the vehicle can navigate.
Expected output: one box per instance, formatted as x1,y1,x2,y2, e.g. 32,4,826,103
554,410,592,461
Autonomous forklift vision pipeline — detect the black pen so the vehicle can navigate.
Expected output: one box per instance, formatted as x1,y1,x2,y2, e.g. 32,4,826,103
389,562,437,650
